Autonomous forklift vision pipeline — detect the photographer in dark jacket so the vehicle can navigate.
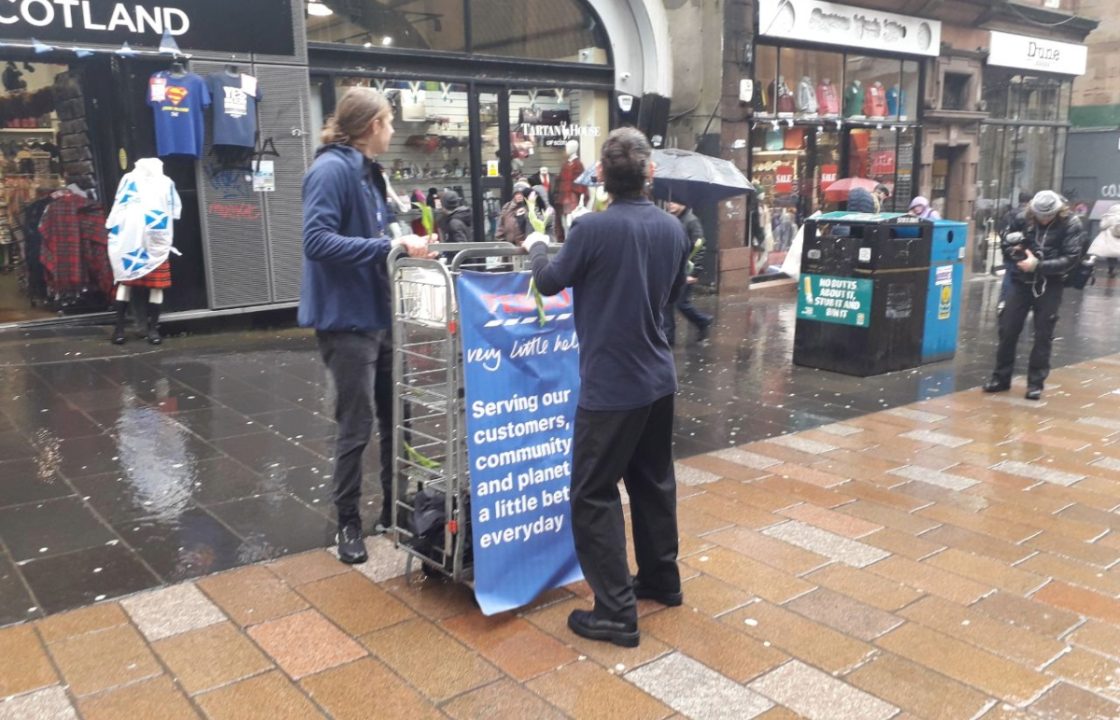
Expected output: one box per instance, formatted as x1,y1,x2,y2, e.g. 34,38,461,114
663,201,713,345
983,190,1085,401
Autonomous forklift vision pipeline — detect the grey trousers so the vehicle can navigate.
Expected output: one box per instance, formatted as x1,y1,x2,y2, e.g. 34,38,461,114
316,330,394,524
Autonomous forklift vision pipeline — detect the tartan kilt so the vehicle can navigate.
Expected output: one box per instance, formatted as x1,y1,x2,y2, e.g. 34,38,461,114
122,260,172,288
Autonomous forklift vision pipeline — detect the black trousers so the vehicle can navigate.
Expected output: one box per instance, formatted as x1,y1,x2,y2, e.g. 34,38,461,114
663,285,712,345
993,278,1063,388
316,330,394,525
571,394,679,624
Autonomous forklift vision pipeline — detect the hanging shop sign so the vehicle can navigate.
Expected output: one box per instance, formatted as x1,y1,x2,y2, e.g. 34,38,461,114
758,0,942,58
988,31,1087,77
0,0,295,56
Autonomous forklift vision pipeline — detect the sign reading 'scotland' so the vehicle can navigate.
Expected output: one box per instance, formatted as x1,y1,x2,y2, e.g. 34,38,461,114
457,271,583,615
0,0,295,56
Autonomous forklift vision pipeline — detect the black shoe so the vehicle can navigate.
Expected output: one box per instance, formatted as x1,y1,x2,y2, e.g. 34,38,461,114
982,378,1010,393
1025,386,1043,401
110,300,128,345
632,576,683,607
696,322,711,343
336,520,368,564
146,303,162,345
567,609,639,648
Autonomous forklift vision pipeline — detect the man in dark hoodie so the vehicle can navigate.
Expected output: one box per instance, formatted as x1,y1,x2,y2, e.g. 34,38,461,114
663,200,712,345
437,189,472,245
300,87,432,565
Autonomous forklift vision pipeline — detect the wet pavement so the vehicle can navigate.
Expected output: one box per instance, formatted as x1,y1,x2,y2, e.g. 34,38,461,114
1,347,1120,719
0,276,1118,625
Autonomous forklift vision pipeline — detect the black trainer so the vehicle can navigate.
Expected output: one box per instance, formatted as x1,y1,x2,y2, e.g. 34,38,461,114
1025,386,1043,401
567,609,639,647
982,377,1010,393
336,520,367,564
632,576,683,607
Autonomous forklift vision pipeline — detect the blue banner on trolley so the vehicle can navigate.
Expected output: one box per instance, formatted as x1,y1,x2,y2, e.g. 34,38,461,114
457,270,583,615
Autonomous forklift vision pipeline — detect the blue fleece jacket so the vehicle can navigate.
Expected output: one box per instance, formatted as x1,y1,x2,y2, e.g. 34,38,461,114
298,144,395,332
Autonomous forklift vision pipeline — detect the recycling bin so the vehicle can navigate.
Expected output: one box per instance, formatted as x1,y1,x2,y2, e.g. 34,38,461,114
793,212,932,376
922,220,968,363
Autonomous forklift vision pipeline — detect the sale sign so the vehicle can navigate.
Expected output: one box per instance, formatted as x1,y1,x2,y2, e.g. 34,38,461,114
871,150,896,177
775,165,795,194
820,164,838,190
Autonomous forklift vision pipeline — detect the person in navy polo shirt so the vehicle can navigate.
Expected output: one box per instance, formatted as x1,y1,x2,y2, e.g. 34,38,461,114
525,127,690,647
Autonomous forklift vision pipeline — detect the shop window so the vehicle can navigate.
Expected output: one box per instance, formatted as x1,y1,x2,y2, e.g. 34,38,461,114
983,68,1070,122
470,0,608,63
843,56,902,120
777,48,843,118
306,0,467,52
900,60,919,121
942,72,971,111
847,128,899,207
507,87,608,240
753,45,778,115
335,77,472,229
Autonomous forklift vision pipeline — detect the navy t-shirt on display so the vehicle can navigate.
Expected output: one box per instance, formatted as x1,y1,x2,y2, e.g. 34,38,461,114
207,72,263,148
148,71,211,158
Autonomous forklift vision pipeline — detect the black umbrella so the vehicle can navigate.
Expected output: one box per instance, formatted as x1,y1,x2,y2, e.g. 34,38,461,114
651,148,753,206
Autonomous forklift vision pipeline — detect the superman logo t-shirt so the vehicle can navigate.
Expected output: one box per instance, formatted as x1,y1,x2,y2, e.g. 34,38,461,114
149,71,211,158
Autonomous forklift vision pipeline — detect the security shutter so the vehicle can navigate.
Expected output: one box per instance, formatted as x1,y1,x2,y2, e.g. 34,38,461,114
253,1,307,66
193,59,272,308
254,64,313,302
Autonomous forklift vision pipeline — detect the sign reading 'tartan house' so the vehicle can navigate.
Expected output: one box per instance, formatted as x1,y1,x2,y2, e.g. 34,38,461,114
0,0,294,56
988,31,1088,77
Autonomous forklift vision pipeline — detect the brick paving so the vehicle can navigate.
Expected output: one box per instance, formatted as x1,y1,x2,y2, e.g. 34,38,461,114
3,355,1120,719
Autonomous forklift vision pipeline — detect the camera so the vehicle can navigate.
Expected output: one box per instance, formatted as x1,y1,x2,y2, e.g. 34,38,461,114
1000,231,1030,262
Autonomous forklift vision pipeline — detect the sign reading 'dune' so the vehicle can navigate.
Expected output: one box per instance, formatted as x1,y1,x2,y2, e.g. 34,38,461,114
0,0,295,56
797,273,873,327
758,0,942,57
988,31,1088,77
457,271,583,615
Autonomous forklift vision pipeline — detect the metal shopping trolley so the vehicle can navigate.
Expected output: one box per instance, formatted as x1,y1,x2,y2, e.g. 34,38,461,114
388,242,552,584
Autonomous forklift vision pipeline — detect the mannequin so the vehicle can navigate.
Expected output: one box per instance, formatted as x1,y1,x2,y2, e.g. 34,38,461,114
796,76,818,114
529,166,552,196
816,78,840,115
107,158,182,345
887,85,906,117
775,76,795,114
863,81,887,117
844,79,864,118
556,140,587,241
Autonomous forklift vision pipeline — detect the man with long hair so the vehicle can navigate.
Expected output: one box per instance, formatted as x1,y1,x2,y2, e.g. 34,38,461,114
300,87,431,564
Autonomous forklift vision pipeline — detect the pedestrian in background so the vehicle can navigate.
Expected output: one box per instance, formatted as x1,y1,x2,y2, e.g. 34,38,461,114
1090,203,1120,278
983,190,1085,401
663,201,713,345
525,127,690,647
495,180,532,246
300,87,432,565
908,195,941,220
